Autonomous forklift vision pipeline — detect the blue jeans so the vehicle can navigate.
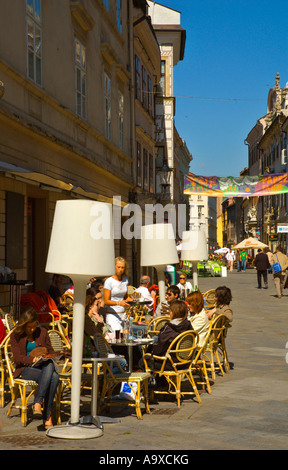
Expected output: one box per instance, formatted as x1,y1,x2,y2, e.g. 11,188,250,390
21,360,59,420
241,260,246,271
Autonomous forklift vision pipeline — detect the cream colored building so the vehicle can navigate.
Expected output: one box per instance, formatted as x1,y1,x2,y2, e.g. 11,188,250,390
0,0,161,309
246,73,288,251
147,1,189,208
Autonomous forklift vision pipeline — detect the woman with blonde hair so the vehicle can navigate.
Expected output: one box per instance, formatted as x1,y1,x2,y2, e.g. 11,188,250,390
103,256,131,333
186,291,210,346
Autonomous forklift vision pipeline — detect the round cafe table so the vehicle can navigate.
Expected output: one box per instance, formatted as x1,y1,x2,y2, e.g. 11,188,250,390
82,354,125,426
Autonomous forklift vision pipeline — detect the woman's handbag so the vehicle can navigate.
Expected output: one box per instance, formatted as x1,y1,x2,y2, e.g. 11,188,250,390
272,254,282,274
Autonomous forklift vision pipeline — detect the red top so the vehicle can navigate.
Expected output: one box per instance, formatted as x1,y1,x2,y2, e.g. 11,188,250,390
0,317,6,344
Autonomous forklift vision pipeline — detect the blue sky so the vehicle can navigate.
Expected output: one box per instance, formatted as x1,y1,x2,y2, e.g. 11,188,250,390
158,0,288,177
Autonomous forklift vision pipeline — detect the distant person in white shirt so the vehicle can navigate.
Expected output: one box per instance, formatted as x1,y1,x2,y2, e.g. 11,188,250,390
226,250,235,272
177,273,193,300
135,275,154,312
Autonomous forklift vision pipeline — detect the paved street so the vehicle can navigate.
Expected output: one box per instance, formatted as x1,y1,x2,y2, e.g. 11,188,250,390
1,268,288,451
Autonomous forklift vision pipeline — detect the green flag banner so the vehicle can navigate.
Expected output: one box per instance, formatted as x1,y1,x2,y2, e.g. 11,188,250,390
184,172,288,197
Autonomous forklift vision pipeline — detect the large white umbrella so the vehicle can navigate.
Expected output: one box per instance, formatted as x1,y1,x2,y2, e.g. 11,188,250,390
231,237,268,250
214,247,230,254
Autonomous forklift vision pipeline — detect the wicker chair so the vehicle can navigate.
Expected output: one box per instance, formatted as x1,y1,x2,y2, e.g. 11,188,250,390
0,330,11,408
143,330,209,407
203,314,229,380
146,316,170,338
4,337,38,426
94,332,151,419
4,313,16,333
202,289,216,311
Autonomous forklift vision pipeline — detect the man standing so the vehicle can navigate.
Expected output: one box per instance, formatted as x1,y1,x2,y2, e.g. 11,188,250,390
254,248,270,289
177,273,193,299
135,275,154,312
271,246,288,298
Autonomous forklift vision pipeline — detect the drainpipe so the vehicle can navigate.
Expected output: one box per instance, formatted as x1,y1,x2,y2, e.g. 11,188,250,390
128,0,137,285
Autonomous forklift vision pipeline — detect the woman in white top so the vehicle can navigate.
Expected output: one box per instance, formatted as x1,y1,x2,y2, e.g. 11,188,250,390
186,290,210,347
103,257,130,333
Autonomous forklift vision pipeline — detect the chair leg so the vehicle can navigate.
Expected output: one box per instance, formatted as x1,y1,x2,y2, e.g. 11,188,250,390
135,382,143,420
143,379,151,414
20,384,28,427
188,371,202,404
176,375,181,408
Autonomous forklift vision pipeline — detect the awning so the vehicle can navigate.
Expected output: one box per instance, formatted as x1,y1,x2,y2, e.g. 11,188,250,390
0,161,127,206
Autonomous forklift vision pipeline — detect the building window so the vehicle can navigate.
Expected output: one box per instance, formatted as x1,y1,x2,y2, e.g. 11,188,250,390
135,56,141,101
149,153,154,193
143,148,148,191
137,142,142,187
148,75,153,116
118,90,124,151
142,66,148,109
75,38,87,119
158,60,166,96
104,72,111,140
26,0,42,86
116,0,122,33
103,0,109,11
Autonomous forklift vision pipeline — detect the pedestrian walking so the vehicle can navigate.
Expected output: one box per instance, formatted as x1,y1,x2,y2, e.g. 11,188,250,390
226,250,235,272
271,246,288,298
254,248,270,289
240,250,248,272
236,249,242,272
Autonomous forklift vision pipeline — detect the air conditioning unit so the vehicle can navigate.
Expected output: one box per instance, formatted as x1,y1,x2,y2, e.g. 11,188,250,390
281,148,287,165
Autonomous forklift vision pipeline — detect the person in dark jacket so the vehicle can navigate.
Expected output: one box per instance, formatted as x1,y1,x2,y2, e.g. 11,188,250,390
254,248,270,289
151,300,192,370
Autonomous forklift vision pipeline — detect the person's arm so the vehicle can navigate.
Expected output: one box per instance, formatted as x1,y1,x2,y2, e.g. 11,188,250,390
103,288,129,308
10,333,34,366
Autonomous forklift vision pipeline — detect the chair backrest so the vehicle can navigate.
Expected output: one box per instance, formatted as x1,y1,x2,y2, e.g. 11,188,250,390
55,320,71,346
4,337,15,387
127,285,136,296
5,314,16,332
168,330,199,365
48,329,70,352
94,332,113,358
62,293,74,312
208,314,228,346
147,316,170,337
203,289,216,308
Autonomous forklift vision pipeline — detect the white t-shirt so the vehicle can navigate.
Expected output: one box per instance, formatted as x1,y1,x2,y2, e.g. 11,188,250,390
177,281,193,297
135,285,154,311
104,275,129,332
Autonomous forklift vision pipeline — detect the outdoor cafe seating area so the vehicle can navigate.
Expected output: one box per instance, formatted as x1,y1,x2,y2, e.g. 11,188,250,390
0,287,231,428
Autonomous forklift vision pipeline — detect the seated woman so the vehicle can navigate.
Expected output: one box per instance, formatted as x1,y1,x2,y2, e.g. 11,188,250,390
140,300,192,373
186,291,210,346
206,286,233,324
10,306,59,429
83,288,127,374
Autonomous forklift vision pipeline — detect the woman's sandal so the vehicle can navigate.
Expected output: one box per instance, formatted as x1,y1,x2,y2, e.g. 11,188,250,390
32,405,43,419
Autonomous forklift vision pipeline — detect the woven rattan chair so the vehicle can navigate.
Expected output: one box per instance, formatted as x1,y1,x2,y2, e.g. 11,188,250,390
203,314,229,380
146,316,170,338
0,331,11,408
202,289,216,311
143,330,210,407
94,332,151,419
4,337,38,426
4,313,16,332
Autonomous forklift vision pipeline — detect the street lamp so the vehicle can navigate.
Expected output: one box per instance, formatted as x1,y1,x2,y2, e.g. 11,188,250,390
157,160,173,199
45,199,115,439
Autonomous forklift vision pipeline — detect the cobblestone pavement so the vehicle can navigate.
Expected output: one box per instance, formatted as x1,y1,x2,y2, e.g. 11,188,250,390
1,269,288,451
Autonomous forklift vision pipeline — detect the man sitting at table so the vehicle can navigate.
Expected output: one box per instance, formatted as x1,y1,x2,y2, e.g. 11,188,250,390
154,285,180,318
135,275,154,313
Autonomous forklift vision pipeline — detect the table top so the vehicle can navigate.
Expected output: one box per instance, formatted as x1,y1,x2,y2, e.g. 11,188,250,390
110,338,154,346
83,354,125,362
127,300,151,306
